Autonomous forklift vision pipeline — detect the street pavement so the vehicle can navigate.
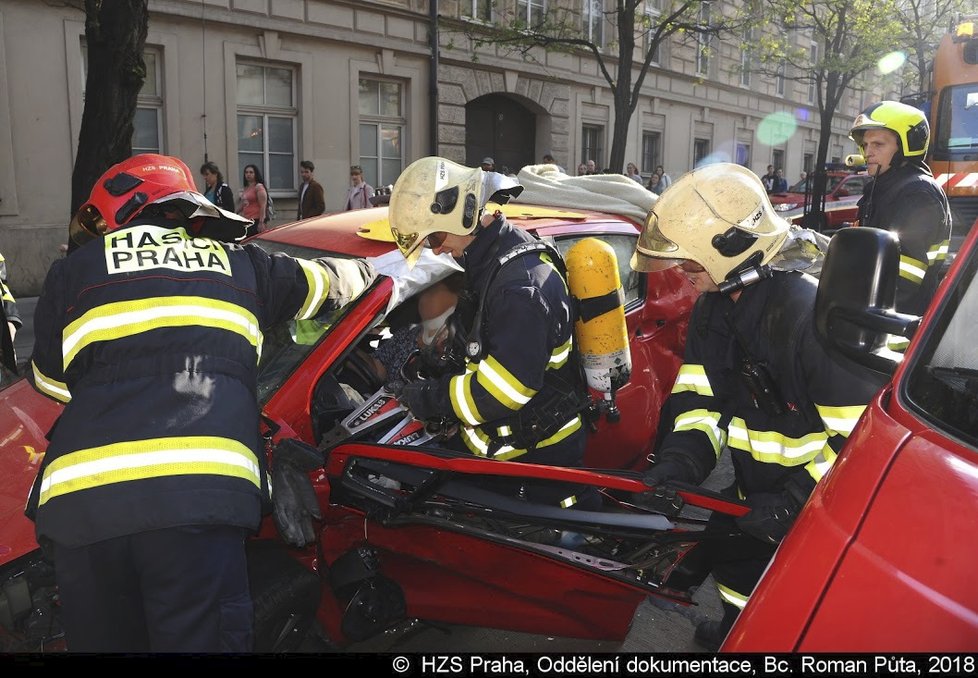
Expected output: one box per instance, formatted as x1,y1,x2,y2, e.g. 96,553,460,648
9,293,732,653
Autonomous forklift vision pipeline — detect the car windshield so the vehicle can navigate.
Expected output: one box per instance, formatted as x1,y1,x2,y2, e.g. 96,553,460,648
903,246,978,447
253,241,370,404
936,82,978,154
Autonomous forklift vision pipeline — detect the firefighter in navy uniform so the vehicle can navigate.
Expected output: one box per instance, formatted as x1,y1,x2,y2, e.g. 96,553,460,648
630,163,885,651
387,157,592,507
851,101,951,324
27,154,373,652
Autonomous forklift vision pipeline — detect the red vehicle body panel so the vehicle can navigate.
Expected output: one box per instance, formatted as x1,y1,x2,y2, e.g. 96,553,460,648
0,380,60,566
725,219,978,651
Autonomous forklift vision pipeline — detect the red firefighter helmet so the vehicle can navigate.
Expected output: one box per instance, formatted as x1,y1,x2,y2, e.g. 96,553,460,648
69,153,250,246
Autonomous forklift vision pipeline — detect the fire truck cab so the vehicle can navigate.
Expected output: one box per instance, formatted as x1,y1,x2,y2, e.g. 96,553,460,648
925,13,978,253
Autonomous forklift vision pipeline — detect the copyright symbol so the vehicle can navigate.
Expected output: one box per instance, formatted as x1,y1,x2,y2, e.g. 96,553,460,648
392,656,411,673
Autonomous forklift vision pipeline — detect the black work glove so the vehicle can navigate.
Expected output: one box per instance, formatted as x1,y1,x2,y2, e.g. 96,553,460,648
735,491,801,545
272,438,324,548
389,379,439,421
629,456,695,516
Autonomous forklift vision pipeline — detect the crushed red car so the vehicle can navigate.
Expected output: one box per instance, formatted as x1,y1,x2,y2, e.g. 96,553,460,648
1,202,720,651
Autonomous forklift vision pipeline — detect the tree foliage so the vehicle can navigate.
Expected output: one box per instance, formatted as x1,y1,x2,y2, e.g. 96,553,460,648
896,0,969,95
746,0,903,227
448,0,737,173
70,0,149,228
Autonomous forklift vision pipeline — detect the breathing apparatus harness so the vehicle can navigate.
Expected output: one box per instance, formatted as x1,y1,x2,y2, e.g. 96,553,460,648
448,239,592,455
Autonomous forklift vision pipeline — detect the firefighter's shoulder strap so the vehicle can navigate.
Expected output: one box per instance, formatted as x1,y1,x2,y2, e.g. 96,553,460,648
465,240,568,360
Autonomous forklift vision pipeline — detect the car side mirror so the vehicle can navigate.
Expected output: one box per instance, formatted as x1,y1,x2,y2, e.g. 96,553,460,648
815,228,921,374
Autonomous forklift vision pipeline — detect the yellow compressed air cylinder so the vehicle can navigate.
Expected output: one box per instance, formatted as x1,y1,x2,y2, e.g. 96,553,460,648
565,238,632,394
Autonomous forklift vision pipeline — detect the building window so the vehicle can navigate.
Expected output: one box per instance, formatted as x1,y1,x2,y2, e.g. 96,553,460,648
83,45,164,154
462,0,492,22
641,131,661,174
236,62,296,191
808,43,819,104
644,1,662,63
582,124,604,167
772,149,785,172
776,61,786,97
736,142,751,167
584,0,604,47
804,153,814,173
516,0,545,26
693,138,711,166
740,28,752,87
359,78,405,188
696,3,712,77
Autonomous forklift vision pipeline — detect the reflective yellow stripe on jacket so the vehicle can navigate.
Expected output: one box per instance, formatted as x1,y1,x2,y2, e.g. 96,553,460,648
31,361,71,403
448,339,570,426
673,408,725,457
670,364,714,397
928,240,950,264
804,403,866,481
898,254,927,284
37,435,260,506
62,296,262,371
295,258,332,320
727,417,828,466
459,415,582,460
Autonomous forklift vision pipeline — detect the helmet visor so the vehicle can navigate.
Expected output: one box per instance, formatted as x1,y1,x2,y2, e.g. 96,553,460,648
631,211,683,272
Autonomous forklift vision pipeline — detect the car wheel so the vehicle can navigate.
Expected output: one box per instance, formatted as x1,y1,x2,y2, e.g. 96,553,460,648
247,540,322,652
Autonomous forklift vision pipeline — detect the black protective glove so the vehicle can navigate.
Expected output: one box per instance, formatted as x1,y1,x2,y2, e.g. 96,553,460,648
271,438,324,549
629,455,695,516
389,379,439,421
735,491,801,545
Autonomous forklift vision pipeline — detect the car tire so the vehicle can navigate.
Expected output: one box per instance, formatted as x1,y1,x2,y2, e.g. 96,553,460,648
247,540,322,652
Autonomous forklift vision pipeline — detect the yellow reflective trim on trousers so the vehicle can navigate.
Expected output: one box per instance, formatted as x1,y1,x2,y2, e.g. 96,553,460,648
671,364,714,397
717,583,749,609
31,361,71,403
295,259,332,320
548,338,572,369
559,495,578,508
62,297,262,371
804,443,838,482
450,371,484,426
460,415,582,460
38,436,260,506
476,355,537,411
673,408,725,457
727,417,828,466
815,404,866,437
898,255,926,284
927,240,950,262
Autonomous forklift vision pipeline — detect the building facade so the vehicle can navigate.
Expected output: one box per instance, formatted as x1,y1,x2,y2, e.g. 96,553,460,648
0,0,890,294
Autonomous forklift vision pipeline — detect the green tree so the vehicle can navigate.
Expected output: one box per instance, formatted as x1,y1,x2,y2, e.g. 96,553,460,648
897,0,968,95
451,0,734,173
748,0,903,228
69,0,149,249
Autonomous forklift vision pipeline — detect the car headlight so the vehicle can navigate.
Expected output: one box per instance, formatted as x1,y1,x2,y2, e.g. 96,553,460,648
774,203,797,212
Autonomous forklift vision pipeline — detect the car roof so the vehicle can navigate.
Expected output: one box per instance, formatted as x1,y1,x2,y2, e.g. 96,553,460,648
255,204,641,257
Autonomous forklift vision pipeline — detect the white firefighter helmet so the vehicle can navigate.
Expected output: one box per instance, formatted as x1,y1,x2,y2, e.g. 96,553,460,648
389,157,522,266
630,163,790,283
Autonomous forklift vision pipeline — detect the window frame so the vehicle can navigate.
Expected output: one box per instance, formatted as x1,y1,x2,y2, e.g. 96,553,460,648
584,0,604,48
581,124,605,169
641,131,662,175
516,0,546,25
358,77,406,189
740,28,752,87
461,0,493,22
235,61,298,193
695,2,712,77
